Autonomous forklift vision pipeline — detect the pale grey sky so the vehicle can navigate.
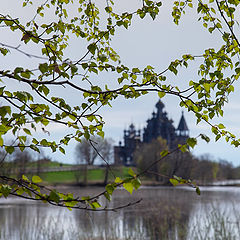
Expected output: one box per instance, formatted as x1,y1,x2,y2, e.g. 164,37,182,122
1,1,240,165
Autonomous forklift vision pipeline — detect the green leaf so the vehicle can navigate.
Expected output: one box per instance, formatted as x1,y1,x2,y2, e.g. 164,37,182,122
169,178,179,186
23,128,31,135
87,43,97,55
84,130,90,140
114,177,123,183
106,183,116,195
39,63,48,73
81,196,90,201
0,48,9,56
128,168,136,177
212,126,218,135
64,200,78,209
123,182,134,194
132,178,141,190
16,187,25,195
81,103,88,109
218,123,225,129
0,125,11,134
196,187,201,195
69,64,78,76
215,134,221,141
59,146,65,154
203,83,210,93
22,175,30,182
160,150,169,157
158,91,166,98
0,185,12,198
32,175,42,183
104,192,111,201
42,85,49,96
98,54,107,62
91,201,101,209
178,144,188,152
49,190,60,203
97,130,104,138
200,134,210,143
32,138,39,145
41,118,49,126
30,144,40,153
40,139,48,146
0,136,3,146
19,144,25,152
20,71,31,79
187,138,197,149
5,146,14,154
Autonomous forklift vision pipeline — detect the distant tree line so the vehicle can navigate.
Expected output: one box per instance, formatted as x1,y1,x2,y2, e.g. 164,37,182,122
134,137,240,185
0,148,51,179
1,136,239,186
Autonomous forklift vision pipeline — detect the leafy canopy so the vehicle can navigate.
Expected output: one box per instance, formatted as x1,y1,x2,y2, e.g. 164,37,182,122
0,0,240,209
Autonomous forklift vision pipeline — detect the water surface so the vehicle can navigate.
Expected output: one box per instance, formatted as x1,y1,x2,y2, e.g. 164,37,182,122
1,186,240,240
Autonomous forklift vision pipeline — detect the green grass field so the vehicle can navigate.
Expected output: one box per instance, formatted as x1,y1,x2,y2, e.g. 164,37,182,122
37,166,132,185
28,161,72,168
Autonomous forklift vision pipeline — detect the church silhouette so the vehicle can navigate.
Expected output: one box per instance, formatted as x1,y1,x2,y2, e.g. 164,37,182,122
114,100,189,166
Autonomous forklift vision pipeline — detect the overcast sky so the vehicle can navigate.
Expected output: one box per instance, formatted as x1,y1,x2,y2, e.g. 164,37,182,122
1,1,240,166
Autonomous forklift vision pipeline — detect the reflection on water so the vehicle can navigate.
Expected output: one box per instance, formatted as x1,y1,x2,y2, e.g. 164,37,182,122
1,186,240,240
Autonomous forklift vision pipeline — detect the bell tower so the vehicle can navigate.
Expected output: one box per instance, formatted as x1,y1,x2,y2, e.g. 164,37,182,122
176,111,189,143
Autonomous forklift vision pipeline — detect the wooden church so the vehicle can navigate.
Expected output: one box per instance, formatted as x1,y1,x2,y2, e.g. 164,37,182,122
114,100,189,166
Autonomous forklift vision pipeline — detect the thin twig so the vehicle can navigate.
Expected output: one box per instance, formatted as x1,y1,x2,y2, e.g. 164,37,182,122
0,42,47,60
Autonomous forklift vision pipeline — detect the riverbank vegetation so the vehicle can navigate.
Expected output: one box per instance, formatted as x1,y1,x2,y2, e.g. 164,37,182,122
1,145,240,186
135,137,240,186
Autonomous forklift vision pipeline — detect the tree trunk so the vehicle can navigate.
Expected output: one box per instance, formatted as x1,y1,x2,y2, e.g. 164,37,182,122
83,164,88,186
103,166,109,185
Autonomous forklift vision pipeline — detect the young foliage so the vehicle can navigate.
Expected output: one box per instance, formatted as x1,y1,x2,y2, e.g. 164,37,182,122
0,0,240,208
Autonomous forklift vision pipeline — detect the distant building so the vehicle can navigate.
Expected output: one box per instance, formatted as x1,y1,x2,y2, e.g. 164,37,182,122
114,100,189,166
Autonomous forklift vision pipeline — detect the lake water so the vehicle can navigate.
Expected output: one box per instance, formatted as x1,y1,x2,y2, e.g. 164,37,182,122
1,186,240,240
